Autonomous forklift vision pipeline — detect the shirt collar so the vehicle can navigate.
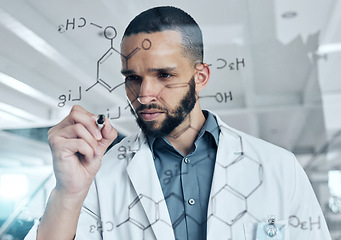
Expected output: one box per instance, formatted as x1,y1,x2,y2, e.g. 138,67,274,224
198,110,219,146
147,110,220,157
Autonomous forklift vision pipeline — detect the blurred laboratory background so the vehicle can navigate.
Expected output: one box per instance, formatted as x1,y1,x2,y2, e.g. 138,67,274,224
0,0,341,239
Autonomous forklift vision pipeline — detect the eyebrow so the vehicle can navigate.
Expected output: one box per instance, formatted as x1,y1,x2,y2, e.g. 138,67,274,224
148,67,176,73
121,69,136,76
121,67,177,76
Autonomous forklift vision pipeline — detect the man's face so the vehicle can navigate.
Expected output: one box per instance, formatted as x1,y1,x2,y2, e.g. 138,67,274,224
121,30,198,138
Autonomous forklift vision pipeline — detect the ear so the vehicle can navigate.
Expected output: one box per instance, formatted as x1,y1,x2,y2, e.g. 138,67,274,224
195,63,210,92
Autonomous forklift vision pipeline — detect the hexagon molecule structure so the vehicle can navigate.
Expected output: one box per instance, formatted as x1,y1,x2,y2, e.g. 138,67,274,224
211,186,247,226
86,26,151,93
227,155,263,198
117,194,166,240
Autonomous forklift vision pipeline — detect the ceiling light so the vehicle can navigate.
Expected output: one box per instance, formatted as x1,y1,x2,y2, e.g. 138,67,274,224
0,72,57,108
0,102,39,122
317,43,341,55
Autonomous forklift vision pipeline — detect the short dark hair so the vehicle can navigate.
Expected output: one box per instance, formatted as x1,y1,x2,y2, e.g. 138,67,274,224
123,6,203,65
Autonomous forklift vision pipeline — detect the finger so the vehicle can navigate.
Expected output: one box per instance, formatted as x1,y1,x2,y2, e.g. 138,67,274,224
56,123,99,151
64,138,101,174
51,105,91,131
51,137,95,162
52,138,102,181
52,107,102,141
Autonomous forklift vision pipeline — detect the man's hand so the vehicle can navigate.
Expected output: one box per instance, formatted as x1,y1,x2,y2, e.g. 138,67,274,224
48,105,117,197
37,105,117,240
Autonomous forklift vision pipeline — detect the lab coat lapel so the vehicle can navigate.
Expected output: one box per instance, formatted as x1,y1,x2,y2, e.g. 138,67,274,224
126,136,175,240
206,117,244,239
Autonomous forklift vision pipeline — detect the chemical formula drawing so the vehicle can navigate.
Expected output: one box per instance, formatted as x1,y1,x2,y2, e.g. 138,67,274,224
56,17,241,121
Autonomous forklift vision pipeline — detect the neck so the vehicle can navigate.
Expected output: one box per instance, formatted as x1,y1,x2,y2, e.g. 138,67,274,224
165,104,206,156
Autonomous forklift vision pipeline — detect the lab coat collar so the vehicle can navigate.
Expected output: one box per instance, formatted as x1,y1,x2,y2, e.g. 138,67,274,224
126,111,243,240
206,112,246,239
126,133,175,240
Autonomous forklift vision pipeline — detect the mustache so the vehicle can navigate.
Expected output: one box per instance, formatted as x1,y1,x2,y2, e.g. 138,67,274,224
136,103,168,113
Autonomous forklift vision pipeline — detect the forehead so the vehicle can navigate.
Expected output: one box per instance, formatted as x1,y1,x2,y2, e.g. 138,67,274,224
120,30,192,72
121,30,182,55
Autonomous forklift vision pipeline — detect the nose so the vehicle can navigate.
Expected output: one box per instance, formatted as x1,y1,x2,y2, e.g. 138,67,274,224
137,78,158,104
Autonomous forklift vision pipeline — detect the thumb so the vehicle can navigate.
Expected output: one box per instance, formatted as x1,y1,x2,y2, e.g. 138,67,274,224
96,118,118,156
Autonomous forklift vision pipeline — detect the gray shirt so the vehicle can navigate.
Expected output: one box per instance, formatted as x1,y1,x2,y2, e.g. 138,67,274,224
148,111,219,240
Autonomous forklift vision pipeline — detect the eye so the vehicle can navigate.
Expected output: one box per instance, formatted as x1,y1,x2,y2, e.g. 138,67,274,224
125,75,142,82
158,72,173,79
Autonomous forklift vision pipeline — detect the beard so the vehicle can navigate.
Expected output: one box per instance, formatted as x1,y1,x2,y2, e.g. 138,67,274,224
133,76,197,138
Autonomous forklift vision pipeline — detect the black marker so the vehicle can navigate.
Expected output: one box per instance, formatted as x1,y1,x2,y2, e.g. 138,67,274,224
97,114,105,130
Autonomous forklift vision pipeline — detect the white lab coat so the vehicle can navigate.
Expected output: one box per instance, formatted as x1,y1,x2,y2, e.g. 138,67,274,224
25,113,331,240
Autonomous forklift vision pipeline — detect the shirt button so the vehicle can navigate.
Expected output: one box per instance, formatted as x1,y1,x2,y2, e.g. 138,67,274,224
184,158,190,164
188,198,195,205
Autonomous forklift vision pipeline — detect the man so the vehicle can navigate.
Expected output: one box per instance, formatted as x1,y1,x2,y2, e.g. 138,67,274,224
25,6,331,240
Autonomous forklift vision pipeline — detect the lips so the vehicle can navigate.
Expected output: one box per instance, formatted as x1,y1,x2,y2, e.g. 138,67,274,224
138,110,164,121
